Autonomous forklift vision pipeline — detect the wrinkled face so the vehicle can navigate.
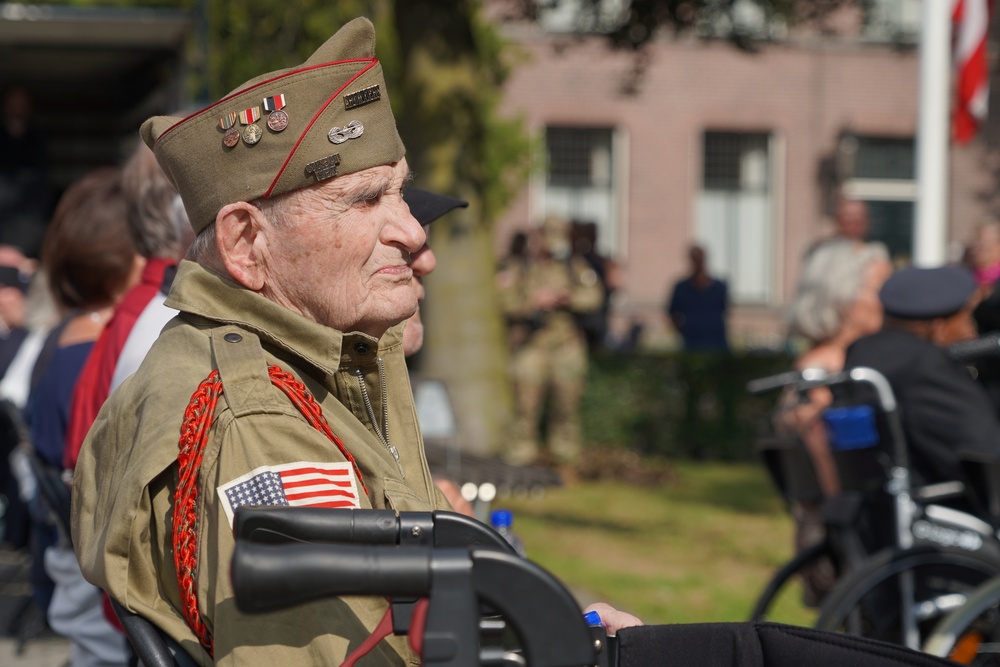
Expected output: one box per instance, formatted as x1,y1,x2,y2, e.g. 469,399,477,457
260,159,425,338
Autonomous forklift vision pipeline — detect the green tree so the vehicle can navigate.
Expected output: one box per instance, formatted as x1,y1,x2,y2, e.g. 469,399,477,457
504,0,858,50
389,1,533,454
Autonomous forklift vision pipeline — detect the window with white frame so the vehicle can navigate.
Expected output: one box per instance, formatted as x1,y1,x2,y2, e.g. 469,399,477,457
696,131,774,305
536,0,628,34
543,126,621,256
863,0,921,43
841,135,916,263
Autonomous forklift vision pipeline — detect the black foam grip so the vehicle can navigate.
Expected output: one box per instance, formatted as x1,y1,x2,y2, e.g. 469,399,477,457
231,542,432,614
234,506,400,545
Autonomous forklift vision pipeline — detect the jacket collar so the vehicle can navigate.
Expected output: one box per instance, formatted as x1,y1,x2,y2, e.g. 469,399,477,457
164,260,403,377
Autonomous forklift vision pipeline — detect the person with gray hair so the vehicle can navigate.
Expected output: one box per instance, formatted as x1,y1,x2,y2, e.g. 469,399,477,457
779,237,891,606
63,141,194,472
789,239,890,347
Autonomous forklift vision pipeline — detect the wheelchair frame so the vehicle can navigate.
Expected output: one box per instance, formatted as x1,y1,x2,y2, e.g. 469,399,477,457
748,366,1000,650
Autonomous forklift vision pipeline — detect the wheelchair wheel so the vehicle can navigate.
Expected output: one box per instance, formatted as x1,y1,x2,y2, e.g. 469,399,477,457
924,574,1000,664
814,545,1000,650
750,540,832,620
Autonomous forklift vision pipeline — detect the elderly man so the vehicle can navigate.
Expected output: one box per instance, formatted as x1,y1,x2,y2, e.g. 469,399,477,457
72,18,451,666
844,266,1000,489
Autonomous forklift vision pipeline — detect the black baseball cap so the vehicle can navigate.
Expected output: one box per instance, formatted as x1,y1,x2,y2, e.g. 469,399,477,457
403,188,468,227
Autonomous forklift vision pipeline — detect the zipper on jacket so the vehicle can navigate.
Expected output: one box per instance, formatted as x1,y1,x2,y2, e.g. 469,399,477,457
355,359,404,478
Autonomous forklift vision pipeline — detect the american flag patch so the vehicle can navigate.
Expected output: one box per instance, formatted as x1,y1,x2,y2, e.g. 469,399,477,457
217,461,360,528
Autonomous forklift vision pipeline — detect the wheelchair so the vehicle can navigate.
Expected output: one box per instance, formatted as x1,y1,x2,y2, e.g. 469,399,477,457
748,366,1000,650
919,451,1000,664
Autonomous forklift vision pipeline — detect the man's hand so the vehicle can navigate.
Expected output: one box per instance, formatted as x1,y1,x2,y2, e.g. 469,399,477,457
584,602,644,636
532,287,570,310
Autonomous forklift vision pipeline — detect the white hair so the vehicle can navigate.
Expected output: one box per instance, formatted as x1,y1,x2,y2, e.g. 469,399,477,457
789,239,889,343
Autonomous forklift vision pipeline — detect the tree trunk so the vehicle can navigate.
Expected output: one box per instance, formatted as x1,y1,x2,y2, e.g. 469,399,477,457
391,0,520,455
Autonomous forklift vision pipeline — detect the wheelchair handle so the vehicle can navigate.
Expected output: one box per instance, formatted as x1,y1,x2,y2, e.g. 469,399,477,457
947,332,1000,365
748,367,897,413
232,542,434,613
234,507,516,554
232,542,599,667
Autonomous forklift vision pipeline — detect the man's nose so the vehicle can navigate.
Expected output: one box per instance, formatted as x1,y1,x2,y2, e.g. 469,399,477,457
388,202,426,254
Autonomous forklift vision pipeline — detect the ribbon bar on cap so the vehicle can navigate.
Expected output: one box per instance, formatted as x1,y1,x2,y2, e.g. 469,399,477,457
343,85,381,110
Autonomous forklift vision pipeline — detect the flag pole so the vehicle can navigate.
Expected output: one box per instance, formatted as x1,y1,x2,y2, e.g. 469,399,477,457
914,0,953,266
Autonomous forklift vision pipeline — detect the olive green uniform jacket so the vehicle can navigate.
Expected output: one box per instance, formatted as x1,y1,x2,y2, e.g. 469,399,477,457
72,260,449,666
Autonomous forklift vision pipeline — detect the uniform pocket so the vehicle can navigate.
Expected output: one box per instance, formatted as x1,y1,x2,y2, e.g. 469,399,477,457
382,478,431,512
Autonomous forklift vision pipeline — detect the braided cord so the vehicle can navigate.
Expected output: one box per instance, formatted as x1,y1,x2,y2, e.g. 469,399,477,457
173,363,368,656
266,364,369,497
174,370,223,656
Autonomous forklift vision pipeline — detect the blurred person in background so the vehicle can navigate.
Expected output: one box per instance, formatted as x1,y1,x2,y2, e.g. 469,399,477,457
831,197,870,242
63,142,193,472
23,167,140,667
0,245,36,378
570,221,621,351
780,238,891,605
497,230,530,352
845,266,998,491
965,222,1000,411
805,197,871,254
665,245,733,458
497,215,603,468
0,86,51,258
666,244,728,352
0,245,35,550
399,187,473,517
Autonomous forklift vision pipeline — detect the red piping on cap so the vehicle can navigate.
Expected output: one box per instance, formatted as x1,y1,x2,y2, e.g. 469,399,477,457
152,58,376,146
264,59,378,197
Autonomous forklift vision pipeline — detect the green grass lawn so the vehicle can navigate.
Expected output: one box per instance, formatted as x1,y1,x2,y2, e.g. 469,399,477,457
498,460,817,627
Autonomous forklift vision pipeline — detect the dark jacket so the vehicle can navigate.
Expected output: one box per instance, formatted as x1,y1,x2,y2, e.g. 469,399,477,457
844,328,1000,488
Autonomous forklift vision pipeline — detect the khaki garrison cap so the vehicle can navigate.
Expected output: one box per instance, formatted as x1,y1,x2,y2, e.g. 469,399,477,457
140,17,404,234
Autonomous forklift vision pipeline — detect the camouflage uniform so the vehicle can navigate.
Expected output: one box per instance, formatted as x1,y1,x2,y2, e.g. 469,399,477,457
498,222,603,465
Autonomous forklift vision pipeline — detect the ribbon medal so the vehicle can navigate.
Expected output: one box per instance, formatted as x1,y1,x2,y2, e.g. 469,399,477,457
219,112,240,148
263,94,288,132
239,106,263,145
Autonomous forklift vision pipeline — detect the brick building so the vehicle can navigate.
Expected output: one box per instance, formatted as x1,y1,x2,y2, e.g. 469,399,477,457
489,1,1000,349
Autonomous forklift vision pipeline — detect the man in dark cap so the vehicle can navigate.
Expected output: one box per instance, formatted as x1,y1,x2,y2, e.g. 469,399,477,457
70,18,459,666
400,188,466,357
844,265,999,488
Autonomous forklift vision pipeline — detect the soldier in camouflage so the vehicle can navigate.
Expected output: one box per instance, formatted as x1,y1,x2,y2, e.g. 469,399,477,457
497,215,603,467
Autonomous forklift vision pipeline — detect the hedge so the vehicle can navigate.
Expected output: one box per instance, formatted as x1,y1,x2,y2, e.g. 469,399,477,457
579,349,794,461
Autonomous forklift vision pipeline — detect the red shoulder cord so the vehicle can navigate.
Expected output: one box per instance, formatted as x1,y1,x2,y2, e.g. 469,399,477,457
173,363,369,657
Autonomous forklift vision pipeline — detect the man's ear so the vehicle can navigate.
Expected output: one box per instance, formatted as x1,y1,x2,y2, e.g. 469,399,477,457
928,315,955,347
215,202,267,291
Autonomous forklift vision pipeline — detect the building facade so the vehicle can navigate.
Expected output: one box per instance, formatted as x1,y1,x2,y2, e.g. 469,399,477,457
490,1,998,349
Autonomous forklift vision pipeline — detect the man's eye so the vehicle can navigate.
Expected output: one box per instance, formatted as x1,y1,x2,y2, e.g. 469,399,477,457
356,192,382,208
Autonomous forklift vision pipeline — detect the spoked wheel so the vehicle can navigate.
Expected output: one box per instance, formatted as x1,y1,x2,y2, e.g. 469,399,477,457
750,540,833,621
815,545,1000,651
924,574,1000,665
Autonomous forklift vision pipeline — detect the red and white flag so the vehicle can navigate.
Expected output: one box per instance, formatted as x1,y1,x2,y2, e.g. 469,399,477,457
953,0,993,144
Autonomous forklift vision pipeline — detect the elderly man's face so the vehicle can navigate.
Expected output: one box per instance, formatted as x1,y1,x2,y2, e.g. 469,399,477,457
261,159,425,338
